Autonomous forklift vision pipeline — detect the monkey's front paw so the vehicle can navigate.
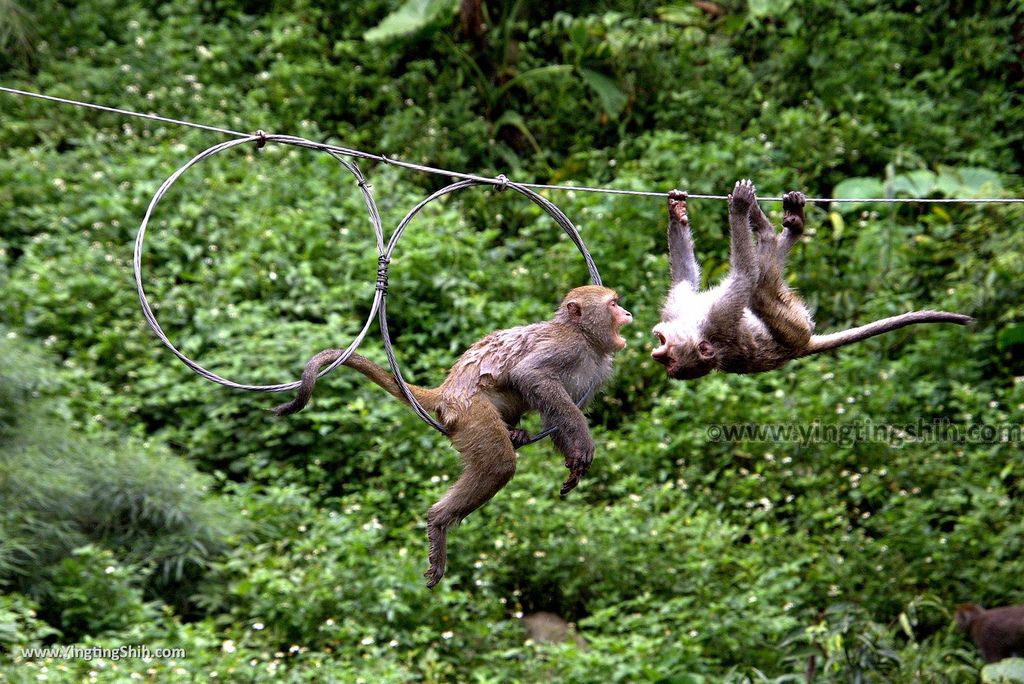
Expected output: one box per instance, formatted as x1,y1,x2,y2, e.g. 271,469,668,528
423,563,446,589
729,179,756,213
668,190,688,225
508,428,531,449
782,191,805,212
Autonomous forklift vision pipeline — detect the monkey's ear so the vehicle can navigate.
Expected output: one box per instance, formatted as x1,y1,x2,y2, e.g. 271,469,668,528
566,301,582,319
697,340,716,360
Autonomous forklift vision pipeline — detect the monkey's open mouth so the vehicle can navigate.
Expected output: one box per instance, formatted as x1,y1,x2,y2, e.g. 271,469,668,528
651,331,669,362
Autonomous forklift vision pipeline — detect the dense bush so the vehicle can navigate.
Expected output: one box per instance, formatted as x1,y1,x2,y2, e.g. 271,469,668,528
2,0,1023,681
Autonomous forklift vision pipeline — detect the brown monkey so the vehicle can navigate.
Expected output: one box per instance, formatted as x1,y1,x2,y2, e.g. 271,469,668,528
651,180,973,379
521,611,589,649
956,603,1024,663
274,285,632,587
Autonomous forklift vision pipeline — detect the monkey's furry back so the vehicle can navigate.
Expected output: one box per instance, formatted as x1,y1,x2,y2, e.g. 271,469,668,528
437,323,545,420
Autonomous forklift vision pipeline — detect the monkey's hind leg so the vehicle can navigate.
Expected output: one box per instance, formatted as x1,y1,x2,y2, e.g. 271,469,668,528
751,197,812,351
777,191,806,263
424,397,517,588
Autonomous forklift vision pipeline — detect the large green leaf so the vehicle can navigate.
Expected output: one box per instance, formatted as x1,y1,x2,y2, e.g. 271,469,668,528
891,169,936,198
832,177,884,212
957,167,1004,196
833,177,884,199
935,165,1003,197
579,68,628,119
363,0,457,42
982,658,1024,684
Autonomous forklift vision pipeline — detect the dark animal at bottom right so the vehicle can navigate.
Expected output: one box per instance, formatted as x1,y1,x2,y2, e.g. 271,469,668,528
651,180,974,379
957,603,1024,663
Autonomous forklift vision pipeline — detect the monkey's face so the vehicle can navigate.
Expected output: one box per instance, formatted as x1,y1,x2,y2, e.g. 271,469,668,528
561,286,632,352
651,326,716,379
605,292,633,350
955,604,983,632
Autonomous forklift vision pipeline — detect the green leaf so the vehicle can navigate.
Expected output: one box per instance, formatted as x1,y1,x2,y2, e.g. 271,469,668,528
935,165,964,196
832,177,884,212
496,64,574,99
579,68,628,118
833,177,884,199
657,5,703,26
898,611,913,638
363,0,457,42
982,658,1024,684
829,211,845,240
492,110,542,154
748,0,794,19
957,167,1003,196
891,169,936,198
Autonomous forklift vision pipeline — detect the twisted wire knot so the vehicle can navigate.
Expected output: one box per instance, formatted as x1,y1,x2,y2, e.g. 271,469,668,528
254,130,267,149
376,255,391,295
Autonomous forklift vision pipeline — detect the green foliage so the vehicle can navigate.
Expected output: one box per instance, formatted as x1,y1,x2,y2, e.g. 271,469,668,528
48,547,159,641
0,331,243,630
0,594,59,648
2,0,1023,680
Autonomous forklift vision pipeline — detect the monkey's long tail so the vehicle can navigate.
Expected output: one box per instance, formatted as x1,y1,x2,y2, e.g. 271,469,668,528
803,311,974,355
272,350,439,416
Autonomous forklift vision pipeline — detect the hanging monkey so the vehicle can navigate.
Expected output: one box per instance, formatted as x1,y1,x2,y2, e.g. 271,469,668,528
651,180,973,379
274,285,632,587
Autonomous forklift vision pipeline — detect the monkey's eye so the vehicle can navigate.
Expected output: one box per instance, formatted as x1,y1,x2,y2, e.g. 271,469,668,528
654,331,666,345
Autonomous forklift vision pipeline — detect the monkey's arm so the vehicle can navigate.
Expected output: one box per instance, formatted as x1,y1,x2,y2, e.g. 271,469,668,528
509,370,594,495
667,190,700,288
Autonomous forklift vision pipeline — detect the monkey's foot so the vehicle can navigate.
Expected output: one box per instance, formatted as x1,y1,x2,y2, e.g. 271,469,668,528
508,428,531,449
560,474,580,496
560,447,594,495
729,179,756,214
668,189,688,225
423,563,445,589
782,191,806,233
